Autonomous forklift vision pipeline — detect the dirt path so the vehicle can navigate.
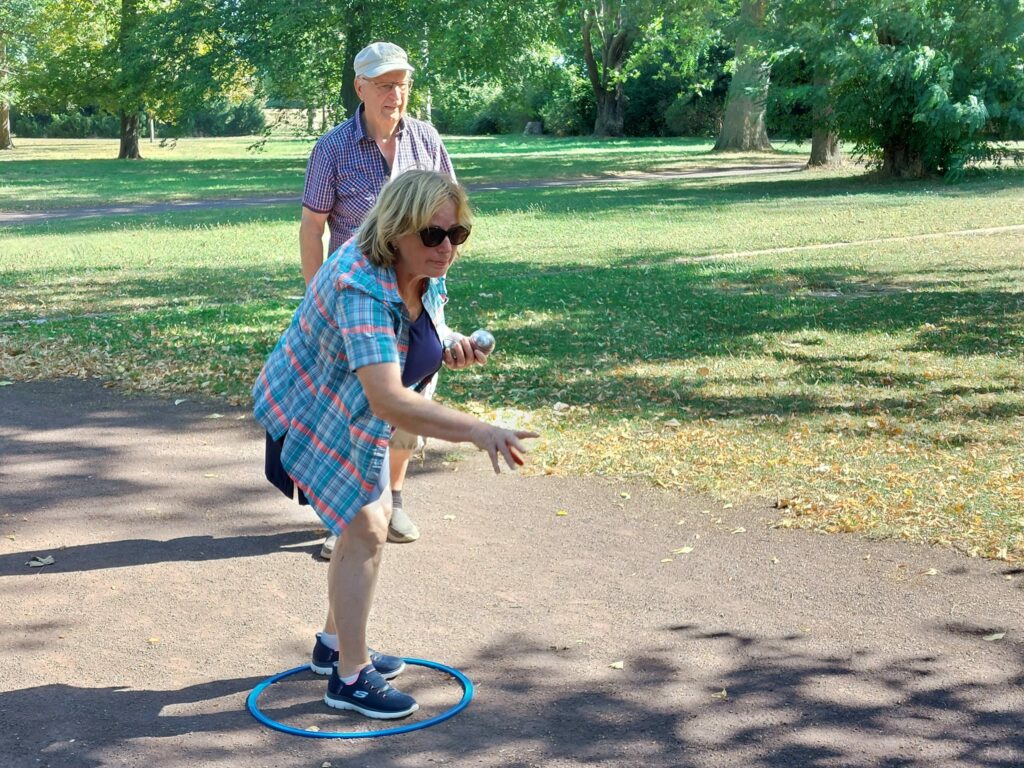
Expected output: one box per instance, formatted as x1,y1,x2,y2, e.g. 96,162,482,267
0,163,805,225
1,379,1021,768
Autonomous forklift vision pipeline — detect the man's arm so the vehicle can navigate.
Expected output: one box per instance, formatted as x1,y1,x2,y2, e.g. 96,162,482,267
299,206,330,286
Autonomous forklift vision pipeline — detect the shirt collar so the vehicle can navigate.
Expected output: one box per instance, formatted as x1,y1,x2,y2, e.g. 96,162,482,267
354,103,406,144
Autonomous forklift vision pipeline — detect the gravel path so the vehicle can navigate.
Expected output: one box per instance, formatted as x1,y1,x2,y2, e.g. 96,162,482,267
1,379,1021,767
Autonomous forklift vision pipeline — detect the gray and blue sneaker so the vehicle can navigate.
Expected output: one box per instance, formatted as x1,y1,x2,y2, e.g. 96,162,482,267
310,634,406,680
325,665,418,719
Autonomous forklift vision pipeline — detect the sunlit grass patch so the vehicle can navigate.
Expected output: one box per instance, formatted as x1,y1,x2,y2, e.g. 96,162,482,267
1,163,1023,561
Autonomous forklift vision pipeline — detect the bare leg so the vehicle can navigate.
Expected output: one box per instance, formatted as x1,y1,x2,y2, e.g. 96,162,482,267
327,493,391,679
389,448,412,493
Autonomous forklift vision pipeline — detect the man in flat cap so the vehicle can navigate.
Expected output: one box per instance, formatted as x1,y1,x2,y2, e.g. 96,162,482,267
299,41,455,559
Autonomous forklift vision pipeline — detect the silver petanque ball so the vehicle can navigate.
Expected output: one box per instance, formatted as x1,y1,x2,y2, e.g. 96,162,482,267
469,329,496,355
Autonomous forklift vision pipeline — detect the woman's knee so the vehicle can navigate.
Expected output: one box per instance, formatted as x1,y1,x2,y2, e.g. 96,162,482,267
343,502,390,551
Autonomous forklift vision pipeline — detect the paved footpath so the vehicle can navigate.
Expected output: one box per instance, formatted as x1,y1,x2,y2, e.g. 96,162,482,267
1,379,1021,768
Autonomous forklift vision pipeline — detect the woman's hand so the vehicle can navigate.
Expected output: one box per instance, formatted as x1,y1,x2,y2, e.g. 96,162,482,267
444,336,487,369
470,424,539,473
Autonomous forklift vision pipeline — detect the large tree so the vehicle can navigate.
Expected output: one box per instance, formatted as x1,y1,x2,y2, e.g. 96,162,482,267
19,0,248,158
778,0,1024,178
0,0,37,149
714,0,772,151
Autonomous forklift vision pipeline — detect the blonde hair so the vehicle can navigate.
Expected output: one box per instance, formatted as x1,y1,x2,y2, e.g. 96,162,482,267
357,170,472,267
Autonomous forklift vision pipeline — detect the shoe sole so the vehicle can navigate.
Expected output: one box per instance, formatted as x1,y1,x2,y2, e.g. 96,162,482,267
310,660,406,680
387,527,420,543
323,693,418,719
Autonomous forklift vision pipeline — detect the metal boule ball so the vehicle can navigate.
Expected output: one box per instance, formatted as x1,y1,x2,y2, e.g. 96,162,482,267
469,329,495,354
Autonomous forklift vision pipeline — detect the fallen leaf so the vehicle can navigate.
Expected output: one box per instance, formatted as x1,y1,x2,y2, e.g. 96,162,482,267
620,492,631,500
696,366,711,376
203,473,221,478
307,725,320,733
711,689,728,700
922,568,939,576
443,514,456,521
723,503,734,509
26,555,54,568
660,558,673,563
664,418,681,428
609,660,624,670
556,510,568,517
206,413,224,419
770,556,780,564
0,381,12,387
672,546,694,555
731,527,746,534
553,402,571,413
147,637,160,645
983,632,1005,642
174,398,187,405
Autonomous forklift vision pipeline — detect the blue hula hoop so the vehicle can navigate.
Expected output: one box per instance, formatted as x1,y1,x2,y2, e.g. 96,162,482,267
246,658,474,739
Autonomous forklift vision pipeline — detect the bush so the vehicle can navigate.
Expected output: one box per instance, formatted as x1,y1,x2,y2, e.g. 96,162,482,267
174,98,266,137
664,93,725,138
539,73,594,136
11,109,119,138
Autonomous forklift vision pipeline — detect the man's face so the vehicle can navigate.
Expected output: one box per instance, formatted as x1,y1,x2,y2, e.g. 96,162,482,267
355,70,412,124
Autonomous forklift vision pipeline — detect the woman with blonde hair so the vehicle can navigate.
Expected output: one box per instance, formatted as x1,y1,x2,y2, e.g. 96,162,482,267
253,169,536,718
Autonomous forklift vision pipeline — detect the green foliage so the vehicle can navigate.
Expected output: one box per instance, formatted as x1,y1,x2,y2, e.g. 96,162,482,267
538,69,595,136
774,0,1024,177
10,108,121,138
171,98,266,137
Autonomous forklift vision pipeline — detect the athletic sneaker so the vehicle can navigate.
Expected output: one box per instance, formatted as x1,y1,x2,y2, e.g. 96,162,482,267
387,505,420,543
324,665,418,719
309,634,406,680
320,534,338,559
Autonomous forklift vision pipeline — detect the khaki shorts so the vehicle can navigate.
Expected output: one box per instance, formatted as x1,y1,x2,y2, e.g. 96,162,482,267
389,372,437,452
390,427,424,452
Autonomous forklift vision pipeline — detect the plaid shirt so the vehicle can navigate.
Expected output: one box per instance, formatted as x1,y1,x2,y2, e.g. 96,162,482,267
303,105,455,255
253,240,450,533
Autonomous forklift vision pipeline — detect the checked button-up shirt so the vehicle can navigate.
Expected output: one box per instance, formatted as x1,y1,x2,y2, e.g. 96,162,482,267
252,239,450,534
303,104,456,257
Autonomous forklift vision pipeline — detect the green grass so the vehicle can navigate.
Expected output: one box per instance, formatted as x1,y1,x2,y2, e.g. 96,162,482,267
0,135,806,212
1,141,1022,562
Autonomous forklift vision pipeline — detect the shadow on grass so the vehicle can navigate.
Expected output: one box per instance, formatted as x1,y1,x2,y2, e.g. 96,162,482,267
1,629,1020,767
2,255,1022,427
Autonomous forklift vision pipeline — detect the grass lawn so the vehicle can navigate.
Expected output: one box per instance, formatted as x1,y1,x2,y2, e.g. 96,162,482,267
0,135,806,212
1,138,1022,562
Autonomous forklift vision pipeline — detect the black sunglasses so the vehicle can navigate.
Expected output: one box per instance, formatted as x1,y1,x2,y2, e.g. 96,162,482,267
419,225,471,247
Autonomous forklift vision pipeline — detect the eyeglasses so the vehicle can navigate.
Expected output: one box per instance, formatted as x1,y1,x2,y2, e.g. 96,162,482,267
419,225,471,247
365,78,412,95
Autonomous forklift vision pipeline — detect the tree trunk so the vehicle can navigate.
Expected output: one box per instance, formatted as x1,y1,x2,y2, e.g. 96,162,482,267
882,142,925,178
148,113,156,142
593,89,625,137
582,4,635,139
118,111,142,159
714,0,773,152
340,6,370,120
0,101,13,150
807,72,840,167
808,129,841,167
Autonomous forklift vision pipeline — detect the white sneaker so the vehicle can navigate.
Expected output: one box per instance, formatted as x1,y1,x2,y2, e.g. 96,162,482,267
320,534,338,559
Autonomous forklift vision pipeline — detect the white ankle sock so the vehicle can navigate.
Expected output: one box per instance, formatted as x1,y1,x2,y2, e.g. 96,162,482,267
318,632,339,651
341,663,372,686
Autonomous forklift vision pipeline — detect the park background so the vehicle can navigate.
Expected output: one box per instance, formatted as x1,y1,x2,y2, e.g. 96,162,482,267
1,1,1023,564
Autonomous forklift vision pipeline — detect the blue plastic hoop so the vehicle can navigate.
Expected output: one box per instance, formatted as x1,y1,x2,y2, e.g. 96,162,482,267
246,658,474,739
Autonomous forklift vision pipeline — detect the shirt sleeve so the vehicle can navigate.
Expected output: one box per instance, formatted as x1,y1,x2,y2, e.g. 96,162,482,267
437,138,456,182
302,137,337,214
338,288,400,372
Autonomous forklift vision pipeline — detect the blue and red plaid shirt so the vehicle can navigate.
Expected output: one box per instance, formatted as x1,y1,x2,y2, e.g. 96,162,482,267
303,105,456,256
252,239,450,534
